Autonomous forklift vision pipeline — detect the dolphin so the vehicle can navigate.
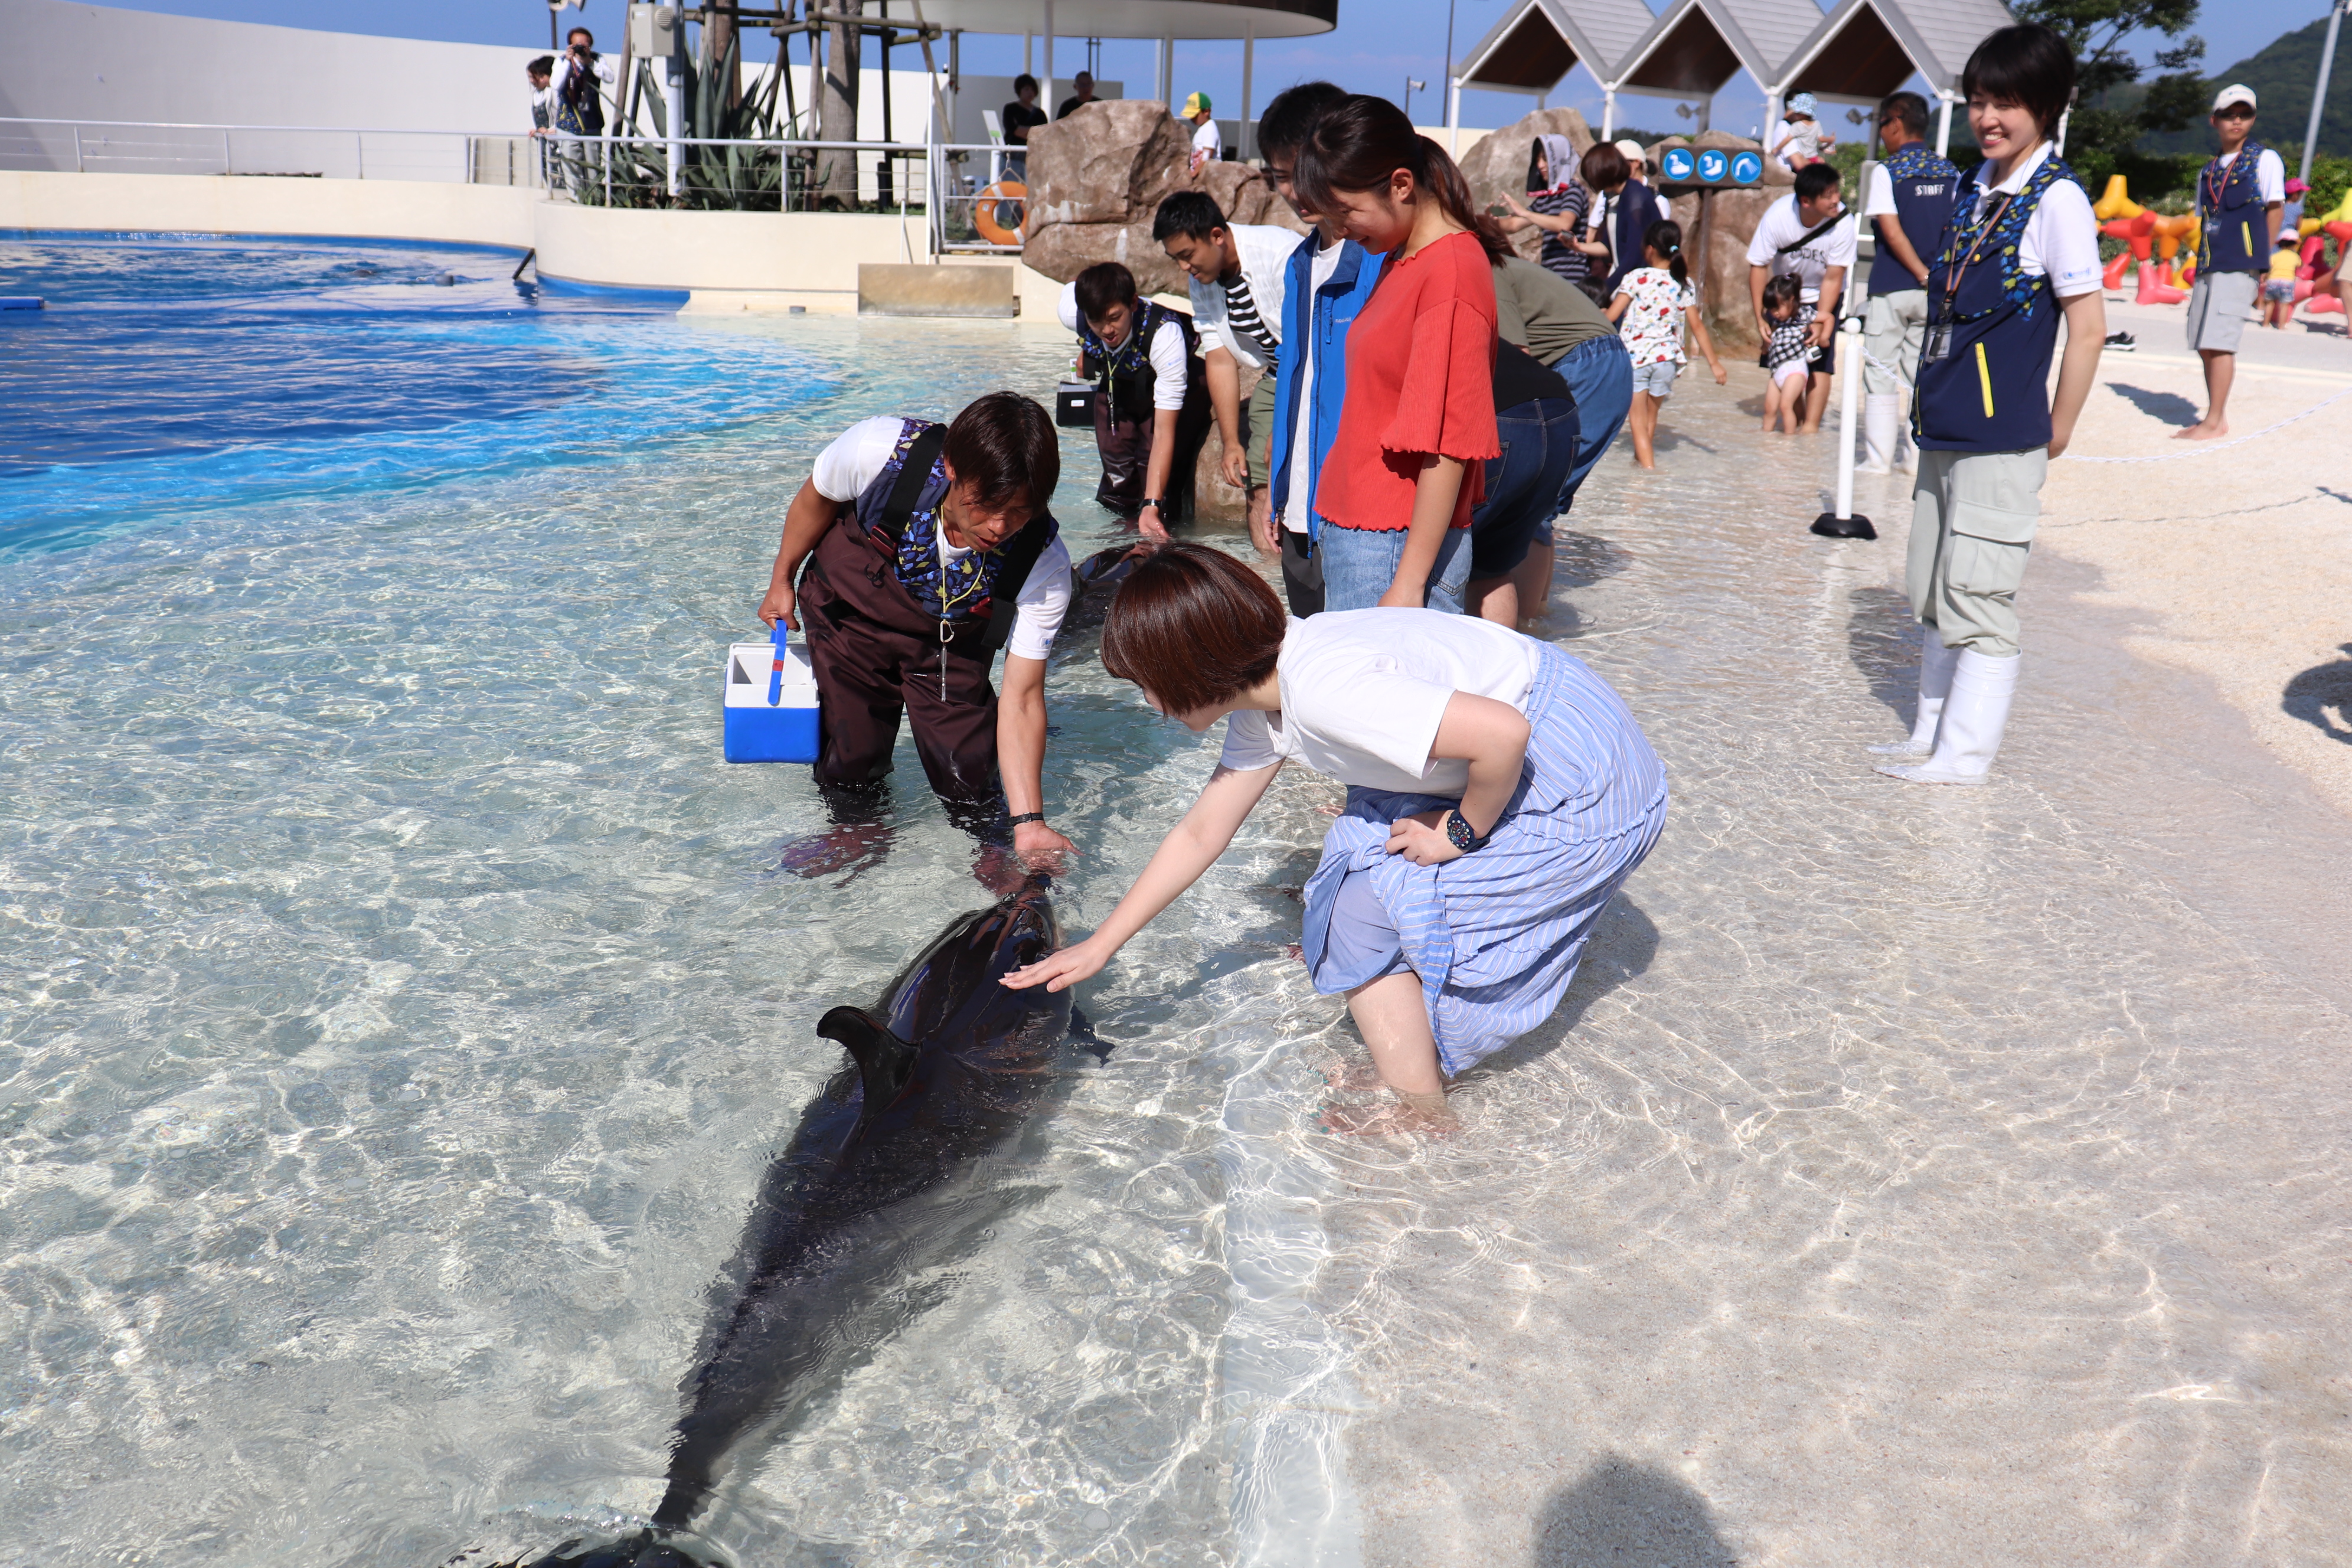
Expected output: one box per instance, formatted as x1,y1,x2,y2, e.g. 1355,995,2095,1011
511,874,1099,1567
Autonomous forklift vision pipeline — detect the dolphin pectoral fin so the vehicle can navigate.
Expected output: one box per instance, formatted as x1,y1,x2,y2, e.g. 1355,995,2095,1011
816,1005,918,1118
1067,1006,1113,1064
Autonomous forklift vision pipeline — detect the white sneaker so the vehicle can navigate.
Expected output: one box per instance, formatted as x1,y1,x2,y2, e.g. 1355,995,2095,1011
1867,631,1958,756
1876,649,2019,785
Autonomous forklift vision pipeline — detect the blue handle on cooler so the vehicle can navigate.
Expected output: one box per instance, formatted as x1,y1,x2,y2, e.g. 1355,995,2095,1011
768,619,789,707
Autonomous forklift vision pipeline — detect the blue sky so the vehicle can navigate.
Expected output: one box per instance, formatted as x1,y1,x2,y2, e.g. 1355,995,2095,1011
100,0,2334,141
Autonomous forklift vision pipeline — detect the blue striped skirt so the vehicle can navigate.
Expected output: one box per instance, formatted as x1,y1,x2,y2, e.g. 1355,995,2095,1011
1299,642,1668,1076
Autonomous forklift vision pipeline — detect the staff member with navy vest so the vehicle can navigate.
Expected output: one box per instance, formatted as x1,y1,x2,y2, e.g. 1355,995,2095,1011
1873,22,2104,787
2178,84,2285,442
1059,263,1213,537
757,393,1077,862
1858,92,1959,473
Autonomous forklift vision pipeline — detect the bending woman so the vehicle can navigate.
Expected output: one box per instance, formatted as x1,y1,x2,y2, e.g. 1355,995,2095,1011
1003,545,1668,1132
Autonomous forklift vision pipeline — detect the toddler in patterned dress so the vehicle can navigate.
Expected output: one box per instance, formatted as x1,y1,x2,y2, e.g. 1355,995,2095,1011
1759,273,1811,435
1606,220,1727,468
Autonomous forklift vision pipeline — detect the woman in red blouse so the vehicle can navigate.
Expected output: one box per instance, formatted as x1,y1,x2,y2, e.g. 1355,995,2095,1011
1294,96,1508,613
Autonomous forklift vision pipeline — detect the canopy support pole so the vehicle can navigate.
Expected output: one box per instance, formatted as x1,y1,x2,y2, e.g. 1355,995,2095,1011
1602,85,1615,139
1240,19,1255,160
1040,0,1053,125
1157,32,1172,107
2302,0,2347,185
1935,92,1952,157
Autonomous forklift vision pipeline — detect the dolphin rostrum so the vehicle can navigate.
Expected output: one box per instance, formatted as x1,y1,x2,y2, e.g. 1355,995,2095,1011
514,874,1100,1567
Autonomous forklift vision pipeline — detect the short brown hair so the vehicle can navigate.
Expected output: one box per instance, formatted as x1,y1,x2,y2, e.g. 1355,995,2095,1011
1100,543,1285,714
1580,141,1628,192
943,391,1059,511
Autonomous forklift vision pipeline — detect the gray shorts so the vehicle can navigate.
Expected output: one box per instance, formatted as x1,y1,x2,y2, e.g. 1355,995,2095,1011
1631,360,1681,398
2186,270,2259,354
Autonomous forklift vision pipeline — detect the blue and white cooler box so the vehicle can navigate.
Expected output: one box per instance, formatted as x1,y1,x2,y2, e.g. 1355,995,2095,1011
721,624,821,763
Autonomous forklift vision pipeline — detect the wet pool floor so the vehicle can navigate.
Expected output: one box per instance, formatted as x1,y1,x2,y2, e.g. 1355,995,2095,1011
4,265,2348,1567
1308,368,2352,1567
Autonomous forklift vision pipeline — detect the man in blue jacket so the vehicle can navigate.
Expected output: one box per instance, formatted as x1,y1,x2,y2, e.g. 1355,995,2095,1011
1257,81,1385,616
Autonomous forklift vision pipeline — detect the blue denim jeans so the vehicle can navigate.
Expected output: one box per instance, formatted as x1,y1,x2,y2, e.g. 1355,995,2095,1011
1317,521,1471,613
1469,396,1581,579
1548,334,1634,528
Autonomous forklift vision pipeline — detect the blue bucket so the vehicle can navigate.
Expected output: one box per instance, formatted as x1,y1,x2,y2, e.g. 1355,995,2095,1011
721,622,821,764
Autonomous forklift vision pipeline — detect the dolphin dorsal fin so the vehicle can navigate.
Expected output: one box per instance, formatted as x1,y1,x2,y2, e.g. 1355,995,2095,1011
816,1005,918,1119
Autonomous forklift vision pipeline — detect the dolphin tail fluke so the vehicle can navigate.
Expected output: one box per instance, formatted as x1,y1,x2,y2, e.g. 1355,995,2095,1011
816,1005,917,1119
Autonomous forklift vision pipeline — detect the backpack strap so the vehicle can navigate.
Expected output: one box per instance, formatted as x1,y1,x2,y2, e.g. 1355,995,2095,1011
976,516,1057,655
870,423,949,545
1777,209,1848,254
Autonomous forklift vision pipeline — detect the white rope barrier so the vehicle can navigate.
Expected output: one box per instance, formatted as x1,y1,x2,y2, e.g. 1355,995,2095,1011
2056,383,2352,463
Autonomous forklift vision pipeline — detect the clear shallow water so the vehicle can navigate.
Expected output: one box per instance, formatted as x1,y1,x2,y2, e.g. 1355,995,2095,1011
0,242,1355,1566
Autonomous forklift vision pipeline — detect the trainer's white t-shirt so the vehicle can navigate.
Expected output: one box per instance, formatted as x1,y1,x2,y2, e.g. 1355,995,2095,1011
811,416,1074,662
1951,141,2102,299
1217,609,1545,796
1280,236,1347,534
1057,282,1190,411
1745,194,1859,302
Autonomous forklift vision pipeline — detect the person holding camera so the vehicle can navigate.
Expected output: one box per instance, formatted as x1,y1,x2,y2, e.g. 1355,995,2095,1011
554,27,616,139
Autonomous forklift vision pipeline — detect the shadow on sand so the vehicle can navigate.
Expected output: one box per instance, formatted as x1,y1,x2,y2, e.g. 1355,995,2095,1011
2105,381,2201,426
1845,584,1920,719
1533,1454,1740,1567
2282,642,2352,744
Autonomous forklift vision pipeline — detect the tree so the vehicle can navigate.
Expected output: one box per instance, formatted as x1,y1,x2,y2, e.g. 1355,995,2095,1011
2011,0,2208,165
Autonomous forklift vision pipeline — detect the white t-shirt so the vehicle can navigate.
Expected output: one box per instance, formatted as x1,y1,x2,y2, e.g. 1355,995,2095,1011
809,417,1074,662
1862,162,1897,216
1216,610,1546,796
1280,237,1346,534
2209,145,2288,205
1191,118,1223,163
1745,194,1859,302
1952,142,2101,299
1057,282,1190,412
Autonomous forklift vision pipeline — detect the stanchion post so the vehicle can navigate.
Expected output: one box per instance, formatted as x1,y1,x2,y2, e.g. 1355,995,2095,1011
1811,315,1876,538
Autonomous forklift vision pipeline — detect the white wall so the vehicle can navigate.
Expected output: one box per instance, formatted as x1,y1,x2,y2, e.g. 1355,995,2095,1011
0,0,540,132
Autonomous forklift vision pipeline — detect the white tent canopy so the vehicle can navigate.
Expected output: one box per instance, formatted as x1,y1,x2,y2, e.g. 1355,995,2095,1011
1452,0,2012,145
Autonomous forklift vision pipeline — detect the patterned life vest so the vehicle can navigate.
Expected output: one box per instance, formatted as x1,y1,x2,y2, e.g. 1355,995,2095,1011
1076,300,1201,426
2198,141,2271,273
1913,151,2075,453
850,419,1057,638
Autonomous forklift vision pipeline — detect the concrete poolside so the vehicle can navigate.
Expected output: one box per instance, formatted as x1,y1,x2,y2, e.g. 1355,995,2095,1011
1309,308,2352,1566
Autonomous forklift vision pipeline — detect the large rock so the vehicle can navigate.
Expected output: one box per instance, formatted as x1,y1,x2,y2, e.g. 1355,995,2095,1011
1022,100,1191,230
1190,160,1309,233
1459,108,1598,261
1023,218,1191,298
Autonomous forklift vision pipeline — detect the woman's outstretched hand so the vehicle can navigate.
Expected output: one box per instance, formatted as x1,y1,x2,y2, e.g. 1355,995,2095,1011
1385,809,1462,866
1002,934,1115,992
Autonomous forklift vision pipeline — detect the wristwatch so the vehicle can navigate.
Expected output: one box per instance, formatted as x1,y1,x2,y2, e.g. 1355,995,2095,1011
1008,812,1048,828
1443,809,1492,854
1137,498,1163,515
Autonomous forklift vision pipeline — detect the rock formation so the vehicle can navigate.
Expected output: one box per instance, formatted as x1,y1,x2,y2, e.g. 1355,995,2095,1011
1021,100,1306,299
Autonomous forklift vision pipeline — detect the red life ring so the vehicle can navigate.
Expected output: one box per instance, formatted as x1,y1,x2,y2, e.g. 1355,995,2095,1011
974,180,1026,246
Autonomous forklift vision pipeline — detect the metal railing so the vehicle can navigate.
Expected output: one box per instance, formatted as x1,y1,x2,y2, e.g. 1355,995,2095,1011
1,116,1048,265
0,116,534,186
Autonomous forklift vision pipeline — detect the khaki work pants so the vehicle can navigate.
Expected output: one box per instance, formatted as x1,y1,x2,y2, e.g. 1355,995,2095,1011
1907,447,2046,658
1864,289,1930,397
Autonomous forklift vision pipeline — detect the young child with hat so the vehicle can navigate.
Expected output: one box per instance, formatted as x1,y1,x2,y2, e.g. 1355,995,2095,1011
1772,94,1836,172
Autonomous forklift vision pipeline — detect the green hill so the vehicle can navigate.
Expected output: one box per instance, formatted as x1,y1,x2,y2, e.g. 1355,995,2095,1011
2129,14,2352,158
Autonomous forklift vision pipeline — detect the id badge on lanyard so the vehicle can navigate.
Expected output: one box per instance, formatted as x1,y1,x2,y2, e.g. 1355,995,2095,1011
1922,316,1954,364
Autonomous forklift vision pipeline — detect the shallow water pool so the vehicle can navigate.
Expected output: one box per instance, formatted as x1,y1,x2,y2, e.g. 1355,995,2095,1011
1,239,1361,1566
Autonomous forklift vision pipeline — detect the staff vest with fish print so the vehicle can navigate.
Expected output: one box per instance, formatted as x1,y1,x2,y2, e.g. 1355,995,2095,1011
2197,141,2271,275
1868,143,1961,297
1913,153,2073,453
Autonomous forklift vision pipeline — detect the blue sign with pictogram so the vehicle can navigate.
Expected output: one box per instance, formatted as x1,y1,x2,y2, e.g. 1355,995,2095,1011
1657,144,1765,188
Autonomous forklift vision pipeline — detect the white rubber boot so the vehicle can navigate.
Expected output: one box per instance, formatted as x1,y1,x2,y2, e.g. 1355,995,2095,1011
1876,648,2019,785
1867,630,1959,756
1858,393,1900,473
1892,401,1920,471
